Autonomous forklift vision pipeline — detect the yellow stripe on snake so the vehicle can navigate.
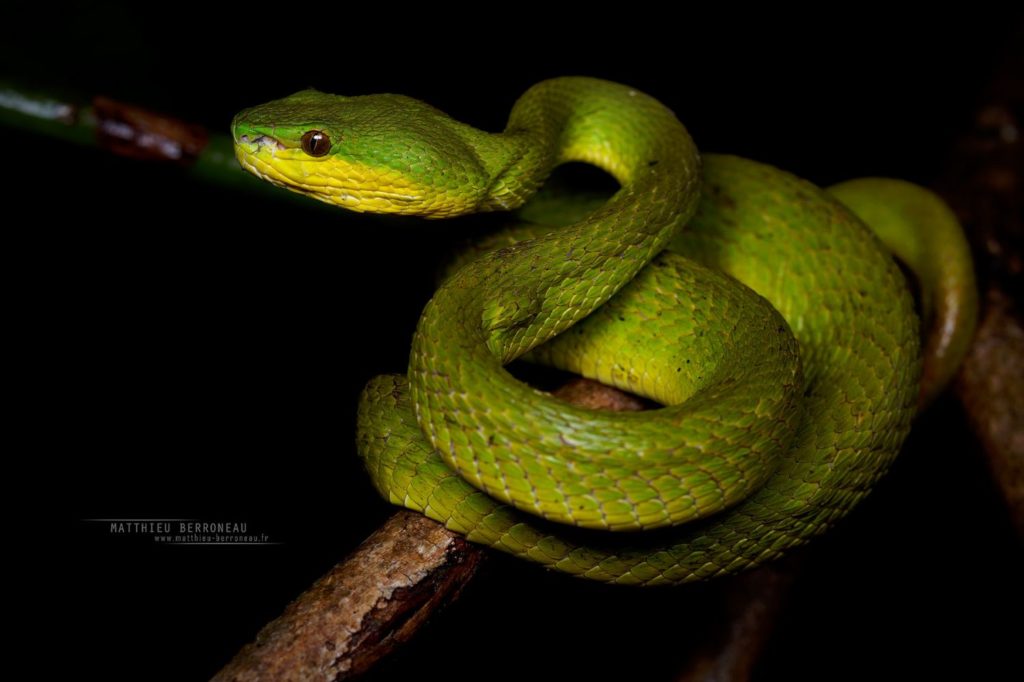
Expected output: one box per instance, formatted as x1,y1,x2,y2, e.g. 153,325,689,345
232,77,977,585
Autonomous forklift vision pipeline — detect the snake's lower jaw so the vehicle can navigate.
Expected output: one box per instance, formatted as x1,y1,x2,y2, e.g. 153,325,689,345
234,145,293,195
233,143,482,218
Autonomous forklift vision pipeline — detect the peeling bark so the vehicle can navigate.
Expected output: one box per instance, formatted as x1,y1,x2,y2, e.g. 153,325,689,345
938,40,1024,537
211,511,482,682
211,378,637,681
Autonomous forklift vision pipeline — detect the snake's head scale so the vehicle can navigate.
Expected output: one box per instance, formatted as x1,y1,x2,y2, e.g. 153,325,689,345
232,89,512,218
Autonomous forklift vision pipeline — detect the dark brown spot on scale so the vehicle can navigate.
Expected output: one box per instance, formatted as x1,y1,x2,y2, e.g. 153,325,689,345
706,182,737,209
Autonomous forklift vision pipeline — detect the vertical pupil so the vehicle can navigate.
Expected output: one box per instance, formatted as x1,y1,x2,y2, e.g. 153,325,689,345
302,130,330,156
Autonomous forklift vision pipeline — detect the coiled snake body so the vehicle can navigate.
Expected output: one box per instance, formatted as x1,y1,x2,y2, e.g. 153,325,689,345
233,78,976,585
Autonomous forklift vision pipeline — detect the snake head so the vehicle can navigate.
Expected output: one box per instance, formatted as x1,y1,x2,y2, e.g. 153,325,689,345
231,89,499,218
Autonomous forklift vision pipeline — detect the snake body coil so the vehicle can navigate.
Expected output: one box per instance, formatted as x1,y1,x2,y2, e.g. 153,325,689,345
233,78,975,585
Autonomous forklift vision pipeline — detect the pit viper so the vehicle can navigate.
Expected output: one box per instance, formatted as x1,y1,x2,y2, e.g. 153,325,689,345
232,77,976,585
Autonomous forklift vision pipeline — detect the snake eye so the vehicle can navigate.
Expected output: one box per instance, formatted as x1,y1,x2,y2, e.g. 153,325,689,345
301,130,331,157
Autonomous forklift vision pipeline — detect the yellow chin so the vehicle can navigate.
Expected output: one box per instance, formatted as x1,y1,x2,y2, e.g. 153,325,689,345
233,146,474,218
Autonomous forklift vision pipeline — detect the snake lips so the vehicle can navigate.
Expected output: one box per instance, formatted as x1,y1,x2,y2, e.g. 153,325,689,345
233,78,976,585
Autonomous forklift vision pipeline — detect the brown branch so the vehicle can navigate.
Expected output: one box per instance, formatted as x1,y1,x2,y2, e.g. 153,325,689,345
211,378,640,681
937,33,1024,537
211,511,483,682
958,290,1024,536
674,555,803,682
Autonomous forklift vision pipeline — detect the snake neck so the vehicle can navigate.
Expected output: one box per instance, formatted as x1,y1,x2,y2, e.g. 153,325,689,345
472,78,702,219
482,78,701,360
411,76,703,378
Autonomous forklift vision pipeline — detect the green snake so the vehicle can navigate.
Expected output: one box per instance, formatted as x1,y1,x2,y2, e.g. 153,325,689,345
232,77,977,585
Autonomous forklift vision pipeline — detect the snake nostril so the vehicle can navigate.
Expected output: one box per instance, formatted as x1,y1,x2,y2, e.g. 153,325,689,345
239,134,250,143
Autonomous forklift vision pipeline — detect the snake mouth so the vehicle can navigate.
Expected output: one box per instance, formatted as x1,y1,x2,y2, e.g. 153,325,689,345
237,133,287,153
234,145,431,213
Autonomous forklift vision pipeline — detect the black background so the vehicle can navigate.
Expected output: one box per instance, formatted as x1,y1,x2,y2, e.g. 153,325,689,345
13,6,1021,680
